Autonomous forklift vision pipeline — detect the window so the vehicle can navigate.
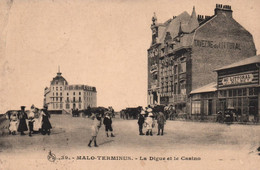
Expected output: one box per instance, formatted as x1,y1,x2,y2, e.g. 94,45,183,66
73,92,75,95
67,97,69,101
73,97,75,102
60,92,62,96
60,97,62,102
192,101,201,114
79,97,81,102
180,62,186,73
56,92,58,96
67,93,69,96
249,88,258,96
56,87,58,91
79,92,81,95
53,87,54,90
60,104,63,109
66,104,70,109
60,87,62,91
56,98,58,101
79,103,81,109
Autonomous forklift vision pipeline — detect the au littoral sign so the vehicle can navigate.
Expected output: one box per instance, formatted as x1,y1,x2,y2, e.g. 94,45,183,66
222,73,254,86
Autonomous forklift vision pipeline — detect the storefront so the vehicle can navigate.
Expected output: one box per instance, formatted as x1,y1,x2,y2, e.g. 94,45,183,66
190,82,217,120
215,55,260,122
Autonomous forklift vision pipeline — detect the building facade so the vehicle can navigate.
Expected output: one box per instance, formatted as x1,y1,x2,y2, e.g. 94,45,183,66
44,71,97,114
189,55,260,122
147,4,256,114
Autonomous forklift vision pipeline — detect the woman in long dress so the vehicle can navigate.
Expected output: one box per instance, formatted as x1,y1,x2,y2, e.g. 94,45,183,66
17,106,28,135
41,105,52,135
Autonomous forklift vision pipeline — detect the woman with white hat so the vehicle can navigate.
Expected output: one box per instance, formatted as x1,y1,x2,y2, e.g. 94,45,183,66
145,110,155,136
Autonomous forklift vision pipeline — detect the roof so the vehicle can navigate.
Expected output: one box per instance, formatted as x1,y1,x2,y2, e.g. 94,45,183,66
215,55,260,71
190,82,217,94
51,72,68,85
158,11,191,43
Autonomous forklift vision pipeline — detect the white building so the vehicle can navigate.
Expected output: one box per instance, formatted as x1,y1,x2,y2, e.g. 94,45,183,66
44,71,97,114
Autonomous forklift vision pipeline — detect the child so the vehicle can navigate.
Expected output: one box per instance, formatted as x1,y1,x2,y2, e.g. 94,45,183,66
88,113,102,147
9,111,19,135
103,112,115,137
145,112,155,136
28,105,36,137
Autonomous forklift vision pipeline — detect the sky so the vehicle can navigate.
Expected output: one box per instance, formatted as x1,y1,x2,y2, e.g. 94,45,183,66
0,0,260,113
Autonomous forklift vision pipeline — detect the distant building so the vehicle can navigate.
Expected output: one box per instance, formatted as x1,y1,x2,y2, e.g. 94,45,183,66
44,70,97,114
147,4,256,114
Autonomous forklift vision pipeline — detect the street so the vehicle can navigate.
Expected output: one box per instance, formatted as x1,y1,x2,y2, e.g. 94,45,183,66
0,114,259,170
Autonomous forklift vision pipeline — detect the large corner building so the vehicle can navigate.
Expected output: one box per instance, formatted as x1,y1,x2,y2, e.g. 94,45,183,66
147,4,256,113
44,71,97,114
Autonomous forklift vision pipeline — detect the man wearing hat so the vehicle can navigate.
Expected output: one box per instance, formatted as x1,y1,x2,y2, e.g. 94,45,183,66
157,112,166,136
28,104,36,137
17,106,28,135
137,110,145,135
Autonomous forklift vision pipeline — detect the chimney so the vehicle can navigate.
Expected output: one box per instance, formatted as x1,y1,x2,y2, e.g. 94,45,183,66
214,4,233,17
197,15,205,23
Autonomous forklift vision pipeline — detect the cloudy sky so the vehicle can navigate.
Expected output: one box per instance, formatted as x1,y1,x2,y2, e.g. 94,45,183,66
0,0,259,112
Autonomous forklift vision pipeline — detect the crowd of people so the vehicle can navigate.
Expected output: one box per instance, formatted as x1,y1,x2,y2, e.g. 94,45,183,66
138,106,166,136
6,104,52,136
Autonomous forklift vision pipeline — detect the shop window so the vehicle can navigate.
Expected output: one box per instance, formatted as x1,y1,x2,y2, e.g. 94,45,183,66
233,89,237,96
249,88,258,96
192,101,201,114
238,89,242,96
228,90,233,97
242,88,247,96
219,90,227,98
227,99,234,108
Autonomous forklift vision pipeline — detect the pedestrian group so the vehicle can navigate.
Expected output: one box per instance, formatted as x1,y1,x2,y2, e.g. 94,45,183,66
7,104,52,137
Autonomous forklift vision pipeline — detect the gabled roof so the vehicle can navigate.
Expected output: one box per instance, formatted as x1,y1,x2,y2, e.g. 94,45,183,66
215,55,260,71
190,82,217,94
158,11,191,43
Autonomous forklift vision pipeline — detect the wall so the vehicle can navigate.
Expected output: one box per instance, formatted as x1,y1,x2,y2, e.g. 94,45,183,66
191,13,256,91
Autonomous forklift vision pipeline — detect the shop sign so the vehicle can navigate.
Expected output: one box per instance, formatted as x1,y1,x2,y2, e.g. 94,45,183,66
194,39,241,50
222,74,254,85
